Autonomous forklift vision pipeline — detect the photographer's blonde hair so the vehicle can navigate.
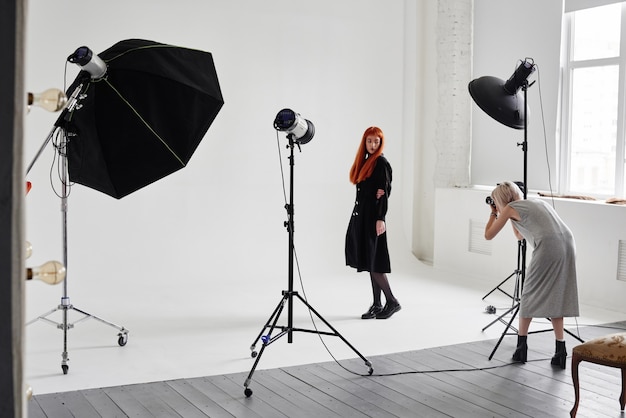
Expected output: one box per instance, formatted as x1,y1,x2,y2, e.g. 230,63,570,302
491,181,524,210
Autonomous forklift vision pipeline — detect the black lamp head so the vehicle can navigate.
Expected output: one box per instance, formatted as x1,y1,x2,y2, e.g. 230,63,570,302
468,58,536,130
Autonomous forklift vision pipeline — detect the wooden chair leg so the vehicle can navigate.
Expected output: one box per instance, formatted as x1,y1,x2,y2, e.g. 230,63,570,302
619,368,626,412
570,356,582,418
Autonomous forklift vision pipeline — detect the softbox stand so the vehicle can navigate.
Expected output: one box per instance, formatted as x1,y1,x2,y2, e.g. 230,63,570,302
26,85,129,375
243,135,373,398
480,82,583,360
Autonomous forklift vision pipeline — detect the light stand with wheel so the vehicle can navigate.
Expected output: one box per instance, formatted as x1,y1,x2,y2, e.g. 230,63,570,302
243,113,373,398
26,85,129,375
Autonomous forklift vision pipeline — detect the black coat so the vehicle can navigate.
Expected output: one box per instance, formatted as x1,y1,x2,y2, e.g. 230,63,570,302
345,155,392,273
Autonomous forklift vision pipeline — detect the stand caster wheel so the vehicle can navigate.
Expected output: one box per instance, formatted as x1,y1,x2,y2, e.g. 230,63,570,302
118,333,128,346
244,388,253,397
368,367,374,376
251,351,257,358
62,364,69,375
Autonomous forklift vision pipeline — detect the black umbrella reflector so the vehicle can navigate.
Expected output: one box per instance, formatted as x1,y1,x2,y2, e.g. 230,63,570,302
63,39,224,199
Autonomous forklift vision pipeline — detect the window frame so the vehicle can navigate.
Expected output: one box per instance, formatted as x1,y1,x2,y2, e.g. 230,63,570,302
561,1,626,197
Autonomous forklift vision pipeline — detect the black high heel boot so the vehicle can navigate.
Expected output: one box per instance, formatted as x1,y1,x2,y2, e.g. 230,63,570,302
551,340,567,369
512,335,528,363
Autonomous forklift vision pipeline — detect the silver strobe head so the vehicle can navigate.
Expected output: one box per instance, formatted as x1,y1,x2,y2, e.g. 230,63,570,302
273,108,315,144
67,46,107,80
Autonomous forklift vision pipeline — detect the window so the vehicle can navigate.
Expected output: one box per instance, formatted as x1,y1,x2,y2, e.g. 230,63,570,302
562,1,626,196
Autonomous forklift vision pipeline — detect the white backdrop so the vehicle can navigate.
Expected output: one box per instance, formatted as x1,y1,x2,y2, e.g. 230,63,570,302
23,1,413,320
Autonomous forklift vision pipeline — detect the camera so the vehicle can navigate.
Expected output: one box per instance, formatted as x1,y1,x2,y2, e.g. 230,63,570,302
486,196,496,209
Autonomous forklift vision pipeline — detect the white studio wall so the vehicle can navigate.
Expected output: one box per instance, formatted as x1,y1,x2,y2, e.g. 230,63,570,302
23,1,415,323
470,0,563,191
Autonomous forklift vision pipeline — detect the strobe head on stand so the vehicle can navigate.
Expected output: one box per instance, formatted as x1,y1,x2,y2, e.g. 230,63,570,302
54,46,108,137
67,46,108,80
468,58,536,130
273,108,315,144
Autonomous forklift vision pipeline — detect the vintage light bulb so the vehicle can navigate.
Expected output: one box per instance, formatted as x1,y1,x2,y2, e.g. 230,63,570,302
27,88,67,112
25,241,32,259
26,261,66,285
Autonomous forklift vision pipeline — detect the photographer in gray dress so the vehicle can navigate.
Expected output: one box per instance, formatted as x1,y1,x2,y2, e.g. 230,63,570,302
485,181,579,369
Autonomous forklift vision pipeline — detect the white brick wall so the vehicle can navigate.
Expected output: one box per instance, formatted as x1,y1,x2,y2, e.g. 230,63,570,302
435,0,473,187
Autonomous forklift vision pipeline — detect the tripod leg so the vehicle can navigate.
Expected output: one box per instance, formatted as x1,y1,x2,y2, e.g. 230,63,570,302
482,303,517,332
249,294,288,358
25,306,61,326
244,295,289,397
564,328,584,343
489,304,520,360
482,270,517,301
544,318,584,344
61,304,69,374
70,306,129,346
294,293,373,373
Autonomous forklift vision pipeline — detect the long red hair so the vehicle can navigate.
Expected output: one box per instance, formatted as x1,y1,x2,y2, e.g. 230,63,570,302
349,126,385,184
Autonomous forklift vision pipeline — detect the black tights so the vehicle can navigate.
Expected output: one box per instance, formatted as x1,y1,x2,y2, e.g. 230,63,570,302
369,272,396,306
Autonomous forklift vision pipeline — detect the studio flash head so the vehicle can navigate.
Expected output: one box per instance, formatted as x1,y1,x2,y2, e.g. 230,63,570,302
273,108,315,144
67,46,108,80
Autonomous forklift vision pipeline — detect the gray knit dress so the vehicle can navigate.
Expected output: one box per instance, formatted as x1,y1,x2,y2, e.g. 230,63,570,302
508,199,580,318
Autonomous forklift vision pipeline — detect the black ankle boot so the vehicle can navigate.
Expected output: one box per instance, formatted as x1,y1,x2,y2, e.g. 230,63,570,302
512,335,528,363
551,340,567,369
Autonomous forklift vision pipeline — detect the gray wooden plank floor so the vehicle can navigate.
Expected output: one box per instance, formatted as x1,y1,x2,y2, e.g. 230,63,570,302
28,322,626,417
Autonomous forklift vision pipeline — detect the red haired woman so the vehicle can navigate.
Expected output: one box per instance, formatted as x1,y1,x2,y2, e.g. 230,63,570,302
345,126,400,319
